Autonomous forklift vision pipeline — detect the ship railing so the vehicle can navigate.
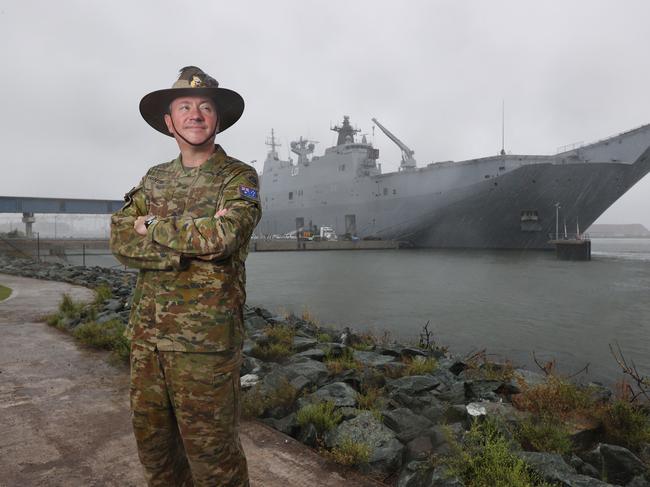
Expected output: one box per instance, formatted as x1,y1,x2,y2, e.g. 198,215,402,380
556,141,585,154
547,233,591,241
560,123,650,154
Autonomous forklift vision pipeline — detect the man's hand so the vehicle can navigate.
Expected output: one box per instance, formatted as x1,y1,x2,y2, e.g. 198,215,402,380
134,216,151,236
215,208,228,218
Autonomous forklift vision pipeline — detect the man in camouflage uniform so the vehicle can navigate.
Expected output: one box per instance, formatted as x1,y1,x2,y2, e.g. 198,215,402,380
110,66,260,486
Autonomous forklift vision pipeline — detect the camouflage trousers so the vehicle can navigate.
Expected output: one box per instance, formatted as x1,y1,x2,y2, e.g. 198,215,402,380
130,343,249,487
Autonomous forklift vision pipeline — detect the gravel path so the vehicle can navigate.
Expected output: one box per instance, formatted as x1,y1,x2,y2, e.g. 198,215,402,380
0,273,383,487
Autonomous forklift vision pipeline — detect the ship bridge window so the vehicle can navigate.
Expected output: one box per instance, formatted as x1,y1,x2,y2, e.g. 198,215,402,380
484,174,491,179
499,166,505,171
520,210,539,221
383,188,388,196
288,191,293,200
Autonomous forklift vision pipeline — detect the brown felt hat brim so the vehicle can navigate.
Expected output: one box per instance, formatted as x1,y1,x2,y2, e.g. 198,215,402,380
139,87,244,136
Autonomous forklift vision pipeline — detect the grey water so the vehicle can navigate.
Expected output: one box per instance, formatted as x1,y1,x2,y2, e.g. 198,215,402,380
71,238,650,386
245,238,650,386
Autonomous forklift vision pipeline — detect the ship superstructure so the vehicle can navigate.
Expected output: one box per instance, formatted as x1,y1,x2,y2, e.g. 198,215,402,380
258,116,650,249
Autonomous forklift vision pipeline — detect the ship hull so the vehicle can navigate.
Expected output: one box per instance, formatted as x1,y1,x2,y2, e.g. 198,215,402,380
258,124,650,249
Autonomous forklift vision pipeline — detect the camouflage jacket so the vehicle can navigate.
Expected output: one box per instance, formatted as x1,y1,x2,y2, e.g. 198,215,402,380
110,145,261,352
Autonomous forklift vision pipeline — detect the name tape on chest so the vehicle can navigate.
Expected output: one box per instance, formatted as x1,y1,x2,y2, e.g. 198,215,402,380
239,184,259,201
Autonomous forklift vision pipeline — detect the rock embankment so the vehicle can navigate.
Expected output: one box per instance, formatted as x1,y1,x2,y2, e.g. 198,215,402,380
1,255,649,487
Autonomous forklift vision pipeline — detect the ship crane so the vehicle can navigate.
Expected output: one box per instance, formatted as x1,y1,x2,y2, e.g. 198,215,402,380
371,118,417,171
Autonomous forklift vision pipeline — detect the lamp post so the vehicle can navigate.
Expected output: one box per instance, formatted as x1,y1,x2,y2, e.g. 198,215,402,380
554,202,561,240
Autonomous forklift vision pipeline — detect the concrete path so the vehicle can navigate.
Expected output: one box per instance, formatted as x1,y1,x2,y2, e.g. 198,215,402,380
0,273,384,487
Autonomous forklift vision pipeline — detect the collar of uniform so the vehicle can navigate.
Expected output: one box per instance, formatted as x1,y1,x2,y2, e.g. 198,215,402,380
173,145,228,176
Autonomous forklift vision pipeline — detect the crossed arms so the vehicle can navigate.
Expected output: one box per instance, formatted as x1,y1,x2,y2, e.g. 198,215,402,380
110,171,261,270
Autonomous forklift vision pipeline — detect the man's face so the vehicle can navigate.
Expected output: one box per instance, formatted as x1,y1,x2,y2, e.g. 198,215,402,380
164,96,219,146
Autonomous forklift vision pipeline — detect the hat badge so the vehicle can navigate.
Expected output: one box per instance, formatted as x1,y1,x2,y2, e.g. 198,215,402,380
190,75,204,88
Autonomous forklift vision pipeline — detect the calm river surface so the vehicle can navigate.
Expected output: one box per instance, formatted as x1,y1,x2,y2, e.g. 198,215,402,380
74,238,650,386
245,238,650,386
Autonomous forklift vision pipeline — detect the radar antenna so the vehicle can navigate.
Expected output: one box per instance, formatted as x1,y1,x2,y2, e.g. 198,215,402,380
371,118,417,170
290,136,318,166
331,116,361,146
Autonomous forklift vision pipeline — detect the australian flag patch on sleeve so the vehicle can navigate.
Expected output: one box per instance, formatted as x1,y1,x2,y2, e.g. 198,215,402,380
239,184,259,202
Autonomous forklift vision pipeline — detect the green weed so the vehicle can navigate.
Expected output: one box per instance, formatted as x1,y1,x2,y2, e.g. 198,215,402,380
599,400,650,452
403,356,438,376
300,306,318,324
324,436,371,466
250,342,293,362
72,319,130,363
516,415,573,454
59,293,84,318
250,325,295,362
241,379,297,419
445,418,554,487
325,347,361,375
512,376,593,419
73,319,124,349
356,386,382,411
296,401,343,435
317,333,333,343
93,284,113,305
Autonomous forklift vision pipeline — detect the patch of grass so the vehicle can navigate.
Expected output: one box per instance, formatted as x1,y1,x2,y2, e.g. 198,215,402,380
356,386,382,411
72,319,130,362
93,284,113,305
110,334,131,363
516,415,573,455
464,351,515,382
478,362,515,382
599,400,650,452
241,379,297,419
266,324,295,343
250,342,293,362
445,418,554,487
250,324,295,362
45,312,64,329
73,319,124,349
356,386,384,421
301,306,318,324
0,284,12,301
403,356,438,376
349,331,376,351
317,332,333,343
59,293,85,318
42,293,129,362
325,347,361,375
296,401,343,435
45,294,86,329
323,436,371,466
512,376,593,420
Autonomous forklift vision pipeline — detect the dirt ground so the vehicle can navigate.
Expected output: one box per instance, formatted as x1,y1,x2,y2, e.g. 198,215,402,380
0,273,384,487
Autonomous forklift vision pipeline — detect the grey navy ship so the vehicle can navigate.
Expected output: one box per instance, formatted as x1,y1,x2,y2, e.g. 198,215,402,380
257,116,650,249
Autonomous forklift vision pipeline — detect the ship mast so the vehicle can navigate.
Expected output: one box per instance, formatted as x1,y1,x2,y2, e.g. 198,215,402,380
500,99,506,156
371,118,417,170
265,128,282,158
331,116,360,146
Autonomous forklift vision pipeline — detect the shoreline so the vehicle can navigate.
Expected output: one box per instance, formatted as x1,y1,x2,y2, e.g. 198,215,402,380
1,255,648,486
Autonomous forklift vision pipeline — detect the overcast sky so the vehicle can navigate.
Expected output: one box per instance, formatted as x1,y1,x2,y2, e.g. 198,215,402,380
1,0,649,226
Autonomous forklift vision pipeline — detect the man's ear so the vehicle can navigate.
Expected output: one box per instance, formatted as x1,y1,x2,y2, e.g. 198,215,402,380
163,113,175,135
